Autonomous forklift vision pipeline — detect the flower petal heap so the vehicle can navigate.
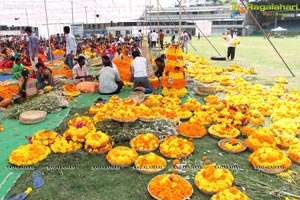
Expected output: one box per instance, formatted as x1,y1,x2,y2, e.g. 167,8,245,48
9,143,51,166
194,163,234,194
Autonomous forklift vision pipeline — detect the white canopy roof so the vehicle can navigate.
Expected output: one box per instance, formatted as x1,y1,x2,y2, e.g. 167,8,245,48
271,26,287,32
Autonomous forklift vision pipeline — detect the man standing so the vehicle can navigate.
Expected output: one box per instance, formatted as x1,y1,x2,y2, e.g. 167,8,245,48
181,30,190,53
150,30,158,49
159,29,164,50
63,26,77,69
225,29,240,60
171,30,176,44
25,27,39,72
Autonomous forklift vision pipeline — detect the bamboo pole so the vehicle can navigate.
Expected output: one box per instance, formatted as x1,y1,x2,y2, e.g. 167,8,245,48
44,0,52,60
240,0,295,77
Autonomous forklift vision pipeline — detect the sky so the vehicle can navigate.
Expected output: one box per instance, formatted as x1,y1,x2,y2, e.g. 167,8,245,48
0,0,175,27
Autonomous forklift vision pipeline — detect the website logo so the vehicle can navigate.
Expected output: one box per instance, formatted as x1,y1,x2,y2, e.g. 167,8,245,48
231,1,247,18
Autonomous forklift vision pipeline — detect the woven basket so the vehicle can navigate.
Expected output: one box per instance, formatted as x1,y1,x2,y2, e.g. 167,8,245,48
194,86,216,96
19,110,47,124
289,156,300,165
128,91,145,103
218,139,247,154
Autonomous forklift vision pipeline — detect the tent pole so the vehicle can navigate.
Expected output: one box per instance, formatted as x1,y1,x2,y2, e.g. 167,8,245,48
240,0,295,77
43,0,52,60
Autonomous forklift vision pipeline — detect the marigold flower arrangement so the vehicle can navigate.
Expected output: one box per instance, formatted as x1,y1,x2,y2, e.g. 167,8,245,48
134,153,167,174
9,143,51,166
149,76,160,90
31,130,58,146
0,84,19,98
245,127,277,151
248,147,292,172
245,109,265,126
275,132,299,149
106,146,138,167
162,87,188,97
50,135,82,153
177,121,207,138
111,106,137,122
159,136,194,158
143,94,163,107
130,133,160,152
88,103,105,115
208,124,240,139
177,109,193,120
133,104,157,120
62,83,80,96
162,95,181,105
219,138,247,153
211,187,250,200
288,144,300,164
85,131,113,154
0,124,3,132
190,110,214,126
194,163,234,194
240,125,257,136
148,174,193,200
182,98,202,111
67,116,95,128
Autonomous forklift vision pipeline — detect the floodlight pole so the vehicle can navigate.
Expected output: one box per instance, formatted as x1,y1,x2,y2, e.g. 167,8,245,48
240,0,295,77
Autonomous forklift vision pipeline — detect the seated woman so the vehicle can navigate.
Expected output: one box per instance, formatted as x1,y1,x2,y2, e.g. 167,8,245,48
18,68,38,103
36,62,54,89
12,57,24,80
72,56,92,84
98,56,123,94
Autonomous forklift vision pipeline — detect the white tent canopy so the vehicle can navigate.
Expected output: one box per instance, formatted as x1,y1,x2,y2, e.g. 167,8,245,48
271,26,287,37
271,26,287,32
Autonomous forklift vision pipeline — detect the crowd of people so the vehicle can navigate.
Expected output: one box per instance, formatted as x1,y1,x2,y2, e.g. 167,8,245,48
0,26,176,108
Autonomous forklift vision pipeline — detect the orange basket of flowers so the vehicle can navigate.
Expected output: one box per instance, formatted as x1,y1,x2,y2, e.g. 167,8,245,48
218,138,247,153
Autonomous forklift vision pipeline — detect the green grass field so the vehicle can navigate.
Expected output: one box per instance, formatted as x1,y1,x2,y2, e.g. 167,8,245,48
5,36,300,200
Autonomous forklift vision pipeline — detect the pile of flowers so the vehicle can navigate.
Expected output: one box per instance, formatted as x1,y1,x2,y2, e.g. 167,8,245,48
149,76,160,90
208,124,240,139
211,187,250,200
88,103,105,115
106,146,138,167
111,106,137,122
159,136,194,158
134,105,157,120
64,116,96,142
162,45,187,97
0,124,4,132
143,94,163,107
219,138,246,153
190,108,215,126
50,135,82,153
275,132,299,149
177,121,207,138
9,143,51,166
177,109,193,120
85,131,113,154
182,98,202,111
130,133,160,152
288,144,300,164
148,174,193,200
245,127,277,151
248,147,292,172
134,153,166,174
31,130,58,146
113,56,133,81
62,83,80,96
245,109,265,126
194,163,234,194
0,84,19,98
